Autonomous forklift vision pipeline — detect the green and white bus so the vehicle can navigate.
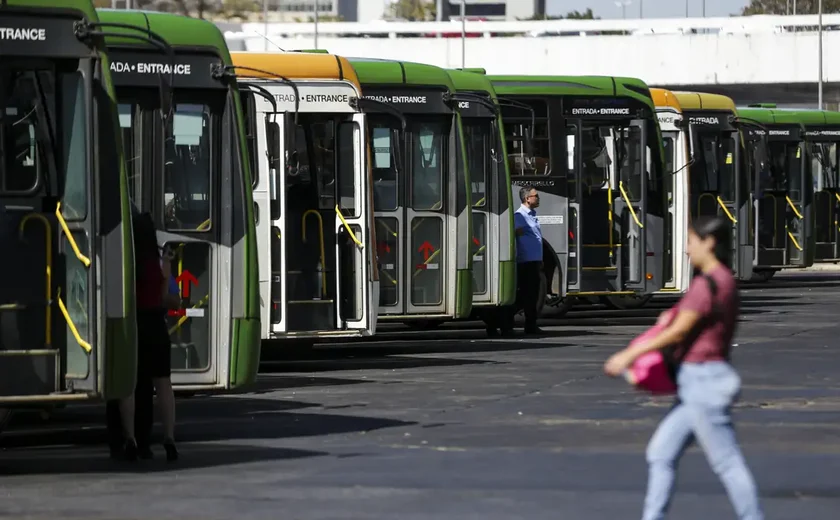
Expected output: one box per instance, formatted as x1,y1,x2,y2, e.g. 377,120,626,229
487,75,667,312
97,9,262,391
348,58,474,325
0,0,162,428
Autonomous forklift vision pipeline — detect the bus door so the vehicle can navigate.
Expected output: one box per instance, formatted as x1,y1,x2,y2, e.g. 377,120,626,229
334,113,374,333
610,120,650,292
691,123,751,279
462,113,496,304
159,101,227,386
276,112,372,333
1,63,99,398
371,113,451,317
808,134,840,262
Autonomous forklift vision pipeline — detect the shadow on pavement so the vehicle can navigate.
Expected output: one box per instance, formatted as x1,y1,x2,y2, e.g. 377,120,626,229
1,396,416,452
0,443,326,476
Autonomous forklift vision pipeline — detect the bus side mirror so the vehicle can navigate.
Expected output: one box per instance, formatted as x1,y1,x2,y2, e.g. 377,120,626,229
282,113,300,177
390,127,403,175
265,120,280,170
687,124,696,163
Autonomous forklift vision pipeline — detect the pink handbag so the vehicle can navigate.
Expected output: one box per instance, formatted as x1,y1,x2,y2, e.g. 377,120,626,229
623,308,678,395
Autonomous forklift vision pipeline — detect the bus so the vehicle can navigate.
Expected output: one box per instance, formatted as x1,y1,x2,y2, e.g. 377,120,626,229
97,10,261,391
0,0,174,429
736,105,814,278
445,68,516,320
650,88,692,295
348,58,473,325
487,75,667,312
230,51,379,340
673,91,754,282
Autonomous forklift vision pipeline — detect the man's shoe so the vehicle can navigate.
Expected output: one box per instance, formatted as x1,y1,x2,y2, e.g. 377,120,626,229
524,327,544,335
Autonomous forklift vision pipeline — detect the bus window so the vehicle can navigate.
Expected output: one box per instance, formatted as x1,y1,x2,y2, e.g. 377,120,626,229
337,121,357,215
60,71,88,220
616,125,643,201
463,119,489,207
502,99,549,177
719,134,737,202
1,71,44,195
164,104,212,231
370,121,398,211
579,126,610,192
308,119,336,210
411,120,445,211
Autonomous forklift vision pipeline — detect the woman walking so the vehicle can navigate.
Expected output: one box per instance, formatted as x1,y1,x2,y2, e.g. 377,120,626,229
604,216,763,520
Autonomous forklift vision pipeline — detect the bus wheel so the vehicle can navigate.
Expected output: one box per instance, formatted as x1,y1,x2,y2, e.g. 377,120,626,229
601,294,654,310
0,408,13,434
750,269,777,283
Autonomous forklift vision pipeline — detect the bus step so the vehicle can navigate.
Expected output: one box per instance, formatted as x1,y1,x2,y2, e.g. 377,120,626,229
0,348,59,397
287,300,336,332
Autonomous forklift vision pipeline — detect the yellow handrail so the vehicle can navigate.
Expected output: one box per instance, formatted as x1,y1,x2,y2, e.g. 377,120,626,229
618,182,644,229
786,195,804,219
19,213,52,347
716,196,738,223
56,288,91,353
787,231,803,251
55,203,91,267
413,248,441,278
335,205,363,249
835,192,840,204
168,294,210,335
301,209,327,297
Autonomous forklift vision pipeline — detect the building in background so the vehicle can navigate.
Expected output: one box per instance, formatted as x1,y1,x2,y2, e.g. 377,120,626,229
435,0,545,21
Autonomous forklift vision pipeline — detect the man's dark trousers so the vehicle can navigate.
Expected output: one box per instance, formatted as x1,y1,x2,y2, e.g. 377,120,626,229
505,260,541,331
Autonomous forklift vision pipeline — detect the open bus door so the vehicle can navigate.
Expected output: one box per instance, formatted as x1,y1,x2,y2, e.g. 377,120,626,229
271,111,373,335
807,131,840,262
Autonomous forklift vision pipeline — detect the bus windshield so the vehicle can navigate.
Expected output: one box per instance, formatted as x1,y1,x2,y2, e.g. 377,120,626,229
1,64,88,218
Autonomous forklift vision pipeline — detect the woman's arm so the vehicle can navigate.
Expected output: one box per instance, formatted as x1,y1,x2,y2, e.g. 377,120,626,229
603,309,702,377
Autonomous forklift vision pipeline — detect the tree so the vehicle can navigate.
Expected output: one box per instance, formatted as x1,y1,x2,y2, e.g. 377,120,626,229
220,0,259,20
388,0,436,21
742,0,840,15
521,9,599,21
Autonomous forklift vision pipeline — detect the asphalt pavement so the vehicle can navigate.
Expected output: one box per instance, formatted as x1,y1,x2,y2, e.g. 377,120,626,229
2,271,840,519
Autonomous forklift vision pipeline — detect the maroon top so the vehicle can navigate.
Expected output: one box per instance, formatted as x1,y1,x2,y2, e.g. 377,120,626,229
136,257,164,310
677,264,738,363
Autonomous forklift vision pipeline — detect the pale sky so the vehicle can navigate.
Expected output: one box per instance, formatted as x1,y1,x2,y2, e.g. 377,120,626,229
547,0,751,19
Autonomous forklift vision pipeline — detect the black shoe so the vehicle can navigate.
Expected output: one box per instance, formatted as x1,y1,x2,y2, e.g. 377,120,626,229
123,439,138,462
163,439,179,462
499,328,515,337
524,327,544,336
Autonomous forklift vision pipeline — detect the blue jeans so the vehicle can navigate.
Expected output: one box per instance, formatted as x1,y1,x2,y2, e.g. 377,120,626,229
642,362,763,520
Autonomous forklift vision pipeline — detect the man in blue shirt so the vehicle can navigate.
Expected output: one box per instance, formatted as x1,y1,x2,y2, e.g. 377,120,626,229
490,187,544,336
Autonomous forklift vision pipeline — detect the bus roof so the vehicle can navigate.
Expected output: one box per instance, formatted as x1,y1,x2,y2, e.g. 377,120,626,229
486,75,655,109
673,91,737,113
97,9,230,60
348,58,456,90
752,108,840,126
650,88,682,111
446,69,498,100
13,0,97,18
230,52,360,88
737,107,820,127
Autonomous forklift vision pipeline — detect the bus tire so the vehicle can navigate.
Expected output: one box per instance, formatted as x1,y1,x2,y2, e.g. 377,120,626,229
601,294,654,310
750,269,777,283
